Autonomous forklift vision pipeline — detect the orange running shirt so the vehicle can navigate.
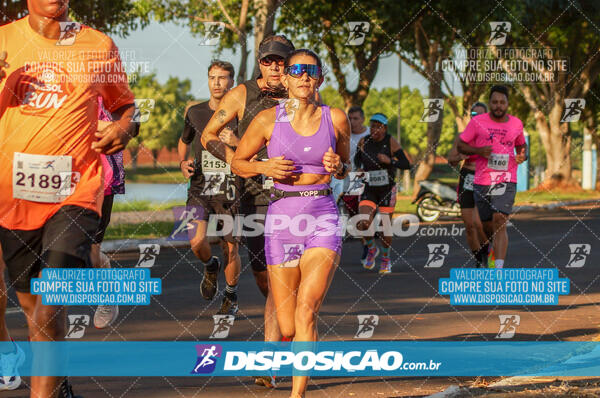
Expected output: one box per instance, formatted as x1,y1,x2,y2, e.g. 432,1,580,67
0,17,135,230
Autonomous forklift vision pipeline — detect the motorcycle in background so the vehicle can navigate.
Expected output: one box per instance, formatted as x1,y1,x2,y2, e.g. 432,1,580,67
413,180,460,222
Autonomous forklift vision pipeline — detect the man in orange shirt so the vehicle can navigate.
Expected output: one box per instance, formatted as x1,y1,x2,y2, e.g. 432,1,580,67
0,1,137,397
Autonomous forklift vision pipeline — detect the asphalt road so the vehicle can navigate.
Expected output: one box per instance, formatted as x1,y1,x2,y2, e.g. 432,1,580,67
4,204,600,397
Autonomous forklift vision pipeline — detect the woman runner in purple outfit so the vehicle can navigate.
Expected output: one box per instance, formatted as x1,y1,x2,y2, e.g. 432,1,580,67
232,49,350,398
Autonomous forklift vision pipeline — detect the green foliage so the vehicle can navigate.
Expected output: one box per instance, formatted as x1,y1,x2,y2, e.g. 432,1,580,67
133,0,252,60
1,0,146,36
129,73,194,154
321,85,455,158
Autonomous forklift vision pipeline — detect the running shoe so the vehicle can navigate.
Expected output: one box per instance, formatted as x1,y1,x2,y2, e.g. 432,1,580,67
379,257,391,274
0,342,25,391
360,245,369,266
58,378,83,398
254,375,276,388
93,305,119,329
200,256,221,301
217,295,239,316
362,247,380,270
488,248,495,269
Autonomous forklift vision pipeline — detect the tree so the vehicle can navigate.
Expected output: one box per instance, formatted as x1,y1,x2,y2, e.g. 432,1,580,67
279,0,415,109
396,1,472,193
134,0,287,84
129,73,194,169
494,0,600,185
135,0,253,84
320,85,456,160
1,0,145,36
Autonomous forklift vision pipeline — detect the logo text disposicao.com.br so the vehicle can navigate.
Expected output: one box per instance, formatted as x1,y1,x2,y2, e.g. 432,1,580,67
200,214,464,238
223,350,442,372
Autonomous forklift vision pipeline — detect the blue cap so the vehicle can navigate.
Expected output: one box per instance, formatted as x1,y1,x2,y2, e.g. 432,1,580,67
370,113,388,126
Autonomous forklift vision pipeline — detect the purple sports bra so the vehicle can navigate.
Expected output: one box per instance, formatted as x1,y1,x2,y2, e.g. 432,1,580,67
267,103,336,174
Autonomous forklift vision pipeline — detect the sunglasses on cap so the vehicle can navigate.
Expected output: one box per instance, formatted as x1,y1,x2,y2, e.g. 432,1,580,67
284,64,322,79
259,55,285,67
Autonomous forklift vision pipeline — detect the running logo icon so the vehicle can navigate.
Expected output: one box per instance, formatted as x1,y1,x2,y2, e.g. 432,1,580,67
276,99,300,122
566,244,590,268
132,99,155,123
201,173,226,196
425,244,449,268
355,315,379,339
561,99,586,122
487,22,511,46
420,99,444,123
281,244,304,268
489,172,509,196
200,22,225,46
191,344,222,374
346,22,370,46
57,22,81,46
65,315,90,339
57,172,80,198
136,244,160,268
346,172,367,196
169,206,203,241
210,315,235,339
496,315,520,339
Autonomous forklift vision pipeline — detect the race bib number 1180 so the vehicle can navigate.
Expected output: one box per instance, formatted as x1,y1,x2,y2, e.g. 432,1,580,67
488,153,509,171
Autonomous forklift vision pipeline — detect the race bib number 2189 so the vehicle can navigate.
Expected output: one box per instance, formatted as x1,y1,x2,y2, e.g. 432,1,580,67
13,152,74,203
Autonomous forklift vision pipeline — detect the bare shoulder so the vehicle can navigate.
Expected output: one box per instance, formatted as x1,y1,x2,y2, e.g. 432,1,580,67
254,107,276,124
329,107,349,124
222,84,247,106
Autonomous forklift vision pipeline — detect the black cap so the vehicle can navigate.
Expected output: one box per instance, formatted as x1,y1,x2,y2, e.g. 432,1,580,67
258,40,294,60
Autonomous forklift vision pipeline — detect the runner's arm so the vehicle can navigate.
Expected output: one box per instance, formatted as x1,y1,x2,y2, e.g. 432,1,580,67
231,109,294,179
515,143,527,164
514,125,527,164
329,107,351,179
389,136,411,170
457,139,491,158
179,110,195,178
92,104,138,155
200,85,246,164
447,135,468,166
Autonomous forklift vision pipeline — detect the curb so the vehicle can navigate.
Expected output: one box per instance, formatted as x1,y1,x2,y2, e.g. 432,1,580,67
513,198,600,213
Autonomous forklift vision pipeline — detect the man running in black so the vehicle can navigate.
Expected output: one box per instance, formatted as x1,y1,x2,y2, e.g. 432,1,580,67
178,60,241,315
201,35,295,388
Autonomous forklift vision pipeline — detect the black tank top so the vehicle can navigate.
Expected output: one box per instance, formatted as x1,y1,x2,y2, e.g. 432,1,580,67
239,80,282,206
358,134,395,187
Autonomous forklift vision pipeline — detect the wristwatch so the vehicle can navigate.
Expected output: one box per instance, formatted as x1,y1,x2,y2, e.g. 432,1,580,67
335,162,348,178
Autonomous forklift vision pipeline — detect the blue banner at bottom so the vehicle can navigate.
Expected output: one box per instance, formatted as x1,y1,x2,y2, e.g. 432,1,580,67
6,341,600,377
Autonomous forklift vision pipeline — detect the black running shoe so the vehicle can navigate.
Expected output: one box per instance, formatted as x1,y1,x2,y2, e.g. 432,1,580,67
200,256,220,300
58,379,83,398
217,295,239,316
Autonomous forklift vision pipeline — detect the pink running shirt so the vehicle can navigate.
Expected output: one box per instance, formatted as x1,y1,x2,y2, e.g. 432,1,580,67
459,113,525,185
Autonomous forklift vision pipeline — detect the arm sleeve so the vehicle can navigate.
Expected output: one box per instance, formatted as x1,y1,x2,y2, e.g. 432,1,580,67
181,112,195,144
392,149,410,170
459,119,477,144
